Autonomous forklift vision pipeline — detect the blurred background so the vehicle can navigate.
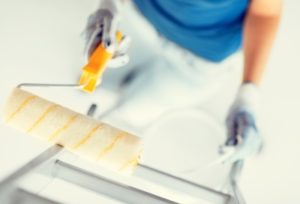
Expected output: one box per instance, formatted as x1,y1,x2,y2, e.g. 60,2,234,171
0,0,300,203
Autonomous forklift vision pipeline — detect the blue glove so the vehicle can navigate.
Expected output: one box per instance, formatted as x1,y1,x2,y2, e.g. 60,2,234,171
220,83,263,163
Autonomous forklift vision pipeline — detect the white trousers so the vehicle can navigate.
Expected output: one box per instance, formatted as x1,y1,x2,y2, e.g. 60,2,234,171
101,2,243,135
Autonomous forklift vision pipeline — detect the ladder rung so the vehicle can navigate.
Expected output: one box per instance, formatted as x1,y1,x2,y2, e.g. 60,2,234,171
53,160,178,204
135,164,230,204
0,145,62,193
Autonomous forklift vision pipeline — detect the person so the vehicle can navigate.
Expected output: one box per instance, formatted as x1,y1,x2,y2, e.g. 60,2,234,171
83,0,282,164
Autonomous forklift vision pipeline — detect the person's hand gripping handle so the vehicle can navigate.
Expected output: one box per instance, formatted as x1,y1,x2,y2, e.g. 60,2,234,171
220,83,263,163
80,0,131,93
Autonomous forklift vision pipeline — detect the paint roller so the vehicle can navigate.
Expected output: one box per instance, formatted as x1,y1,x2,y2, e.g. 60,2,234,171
2,31,143,173
3,88,142,173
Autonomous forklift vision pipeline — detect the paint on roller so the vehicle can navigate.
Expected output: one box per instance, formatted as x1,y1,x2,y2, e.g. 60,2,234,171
97,132,127,160
72,124,104,149
119,155,140,171
27,104,58,133
6,95,37,122
48,114,78,141
119,143,143,171
4,88,143,173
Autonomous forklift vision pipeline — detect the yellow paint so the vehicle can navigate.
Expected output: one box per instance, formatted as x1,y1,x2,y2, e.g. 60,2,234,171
119,156,139,171
6,95,37,122
48,114,78,141
27,104,57,133
72,124,103,149
96,132,127,160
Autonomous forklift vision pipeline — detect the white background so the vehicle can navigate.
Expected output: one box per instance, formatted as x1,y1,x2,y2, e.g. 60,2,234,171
0,0,300,203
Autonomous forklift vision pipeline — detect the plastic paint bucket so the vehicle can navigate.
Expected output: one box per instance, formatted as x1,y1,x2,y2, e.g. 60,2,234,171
142,109,231,188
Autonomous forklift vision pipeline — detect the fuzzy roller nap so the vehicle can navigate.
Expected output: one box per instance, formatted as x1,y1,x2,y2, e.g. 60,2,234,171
3,88,143,173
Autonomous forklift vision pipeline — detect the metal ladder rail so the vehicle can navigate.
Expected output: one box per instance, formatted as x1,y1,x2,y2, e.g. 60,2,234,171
0,105,185,204
0,104,243,204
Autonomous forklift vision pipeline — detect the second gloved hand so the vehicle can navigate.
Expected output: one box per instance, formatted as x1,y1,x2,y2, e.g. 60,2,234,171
84,0,130,68
220,83,263,163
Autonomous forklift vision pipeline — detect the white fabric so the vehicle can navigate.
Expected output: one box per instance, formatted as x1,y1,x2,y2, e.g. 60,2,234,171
234,83,260,117
90,2,245,189
100,2,244,133
98,0,120,14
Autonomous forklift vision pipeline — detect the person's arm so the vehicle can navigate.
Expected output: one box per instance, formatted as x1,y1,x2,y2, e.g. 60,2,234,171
222,0,283,163
243,0,282,85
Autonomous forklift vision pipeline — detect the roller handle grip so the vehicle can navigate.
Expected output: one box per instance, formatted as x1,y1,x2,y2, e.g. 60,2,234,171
79,31,123,93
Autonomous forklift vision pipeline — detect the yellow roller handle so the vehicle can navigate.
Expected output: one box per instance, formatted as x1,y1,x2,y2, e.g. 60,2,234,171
79,31,123,93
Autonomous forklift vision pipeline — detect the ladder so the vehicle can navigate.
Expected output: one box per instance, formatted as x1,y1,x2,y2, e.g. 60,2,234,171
0,105,245,204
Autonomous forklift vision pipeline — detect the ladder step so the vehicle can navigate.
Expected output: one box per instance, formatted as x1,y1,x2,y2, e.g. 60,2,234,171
135,164,230,204
53,160,178,204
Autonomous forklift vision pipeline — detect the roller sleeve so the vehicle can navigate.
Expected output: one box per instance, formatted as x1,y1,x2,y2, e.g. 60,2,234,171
3,88,143,173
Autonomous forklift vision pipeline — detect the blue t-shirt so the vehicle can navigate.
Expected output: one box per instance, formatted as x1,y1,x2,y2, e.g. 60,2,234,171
133,0,249,62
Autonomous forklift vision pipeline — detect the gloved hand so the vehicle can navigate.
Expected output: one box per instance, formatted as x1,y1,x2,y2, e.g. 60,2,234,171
84,0,130,68
220,83,263,163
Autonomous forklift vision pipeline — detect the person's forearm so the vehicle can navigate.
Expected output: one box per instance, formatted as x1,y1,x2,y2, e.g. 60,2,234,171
243,0,282,85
